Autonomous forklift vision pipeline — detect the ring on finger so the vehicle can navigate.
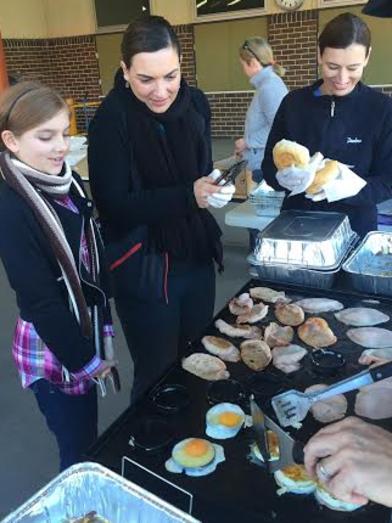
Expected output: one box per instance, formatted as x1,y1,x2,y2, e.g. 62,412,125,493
317,461,332,481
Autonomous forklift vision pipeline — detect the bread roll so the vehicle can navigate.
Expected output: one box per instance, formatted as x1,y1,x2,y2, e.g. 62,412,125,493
240,339,271,371
297,317,337,348
273,139,310,170
306,160,339,195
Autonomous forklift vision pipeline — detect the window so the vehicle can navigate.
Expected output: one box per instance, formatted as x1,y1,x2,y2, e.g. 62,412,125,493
94,0,150,32
194,0,266,22
318,0,366,7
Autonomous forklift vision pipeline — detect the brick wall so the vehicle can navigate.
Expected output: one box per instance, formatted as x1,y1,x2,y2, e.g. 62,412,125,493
268,10,319,90
4,35,102,133
46,36,101,99
207,91,253,138
4,36,101,100
4,39,52,85
174,24,196,87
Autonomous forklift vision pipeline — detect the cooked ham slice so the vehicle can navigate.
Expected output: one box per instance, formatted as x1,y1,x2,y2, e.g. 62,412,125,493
264,322,294,347
275,302,305,327
335,308,389,327
347,327,392,349
359,348,392,365
305,384,347,423
272,344,307,373
214,319,261,339
236,303,269,324
249,286,290,304
355,377,392,420
229,293,253,315
294,298,344,314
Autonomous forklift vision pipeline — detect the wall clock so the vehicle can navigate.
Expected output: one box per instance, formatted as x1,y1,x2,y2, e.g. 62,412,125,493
275,0,305,11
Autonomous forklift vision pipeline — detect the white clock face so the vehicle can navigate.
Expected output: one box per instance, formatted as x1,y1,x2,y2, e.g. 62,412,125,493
275,0,304,10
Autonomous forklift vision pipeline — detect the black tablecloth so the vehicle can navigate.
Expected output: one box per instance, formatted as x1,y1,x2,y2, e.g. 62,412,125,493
87,279,392,523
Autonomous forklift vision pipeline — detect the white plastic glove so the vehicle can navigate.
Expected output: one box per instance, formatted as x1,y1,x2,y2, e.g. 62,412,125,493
305,162,367,203
207,168,236,208
276,152,324,196
306,190,326,202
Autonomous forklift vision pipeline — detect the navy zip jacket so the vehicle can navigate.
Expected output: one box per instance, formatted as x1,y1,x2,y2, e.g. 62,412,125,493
262,80,392,237
0,173,112,372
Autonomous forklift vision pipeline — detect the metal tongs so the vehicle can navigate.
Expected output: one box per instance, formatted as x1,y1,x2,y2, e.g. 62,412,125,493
214,159,247,186
250,395,304,473
94,307,121,398
271,360,392,427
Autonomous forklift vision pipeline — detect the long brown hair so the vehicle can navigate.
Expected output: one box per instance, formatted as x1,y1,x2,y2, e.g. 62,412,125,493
239,37,285,77
0,81,68,151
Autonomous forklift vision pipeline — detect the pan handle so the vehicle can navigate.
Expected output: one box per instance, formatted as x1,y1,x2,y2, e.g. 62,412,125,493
369,360,392,382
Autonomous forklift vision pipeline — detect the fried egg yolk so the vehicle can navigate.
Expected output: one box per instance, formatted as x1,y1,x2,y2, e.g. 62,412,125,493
218,411,242,427
281,465,312,482
184,438,210,457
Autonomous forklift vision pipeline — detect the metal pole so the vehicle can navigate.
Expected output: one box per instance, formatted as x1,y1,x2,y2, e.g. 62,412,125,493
0,31,9,93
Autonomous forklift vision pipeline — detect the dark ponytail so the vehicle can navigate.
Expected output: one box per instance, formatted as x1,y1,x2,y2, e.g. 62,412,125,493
121,15,181,68
319,13,371,56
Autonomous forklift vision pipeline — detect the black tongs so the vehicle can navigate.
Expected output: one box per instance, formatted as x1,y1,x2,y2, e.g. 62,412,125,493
214,159,247,186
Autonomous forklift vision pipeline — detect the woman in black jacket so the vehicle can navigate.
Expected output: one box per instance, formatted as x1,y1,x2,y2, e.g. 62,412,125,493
0,81,117,470
88,16,233,403
262,13,392,237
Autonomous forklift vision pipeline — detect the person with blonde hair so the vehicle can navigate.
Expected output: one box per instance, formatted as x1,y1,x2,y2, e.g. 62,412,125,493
235,37,288,249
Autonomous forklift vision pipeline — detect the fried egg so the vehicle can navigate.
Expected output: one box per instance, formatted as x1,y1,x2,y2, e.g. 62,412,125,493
165,438,225,477
206,403,245,439
250,430,280,462
274,464,316,495
173,438,215,468
315,484,366,511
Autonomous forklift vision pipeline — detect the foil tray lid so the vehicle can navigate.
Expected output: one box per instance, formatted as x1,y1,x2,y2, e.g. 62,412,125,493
343,231,392,277
253,210,356,270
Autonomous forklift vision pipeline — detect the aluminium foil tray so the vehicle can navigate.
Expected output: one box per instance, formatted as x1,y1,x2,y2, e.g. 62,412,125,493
343,231,392,296
2,462,199,523
248,256,341,290
252,210,356,271
249,193,285,217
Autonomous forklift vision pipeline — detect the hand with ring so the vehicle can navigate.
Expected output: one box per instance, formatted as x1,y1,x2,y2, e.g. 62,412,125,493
304,416,392,508
316,461,332,482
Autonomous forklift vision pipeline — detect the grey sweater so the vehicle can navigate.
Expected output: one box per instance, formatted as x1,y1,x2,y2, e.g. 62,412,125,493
243,66,288,172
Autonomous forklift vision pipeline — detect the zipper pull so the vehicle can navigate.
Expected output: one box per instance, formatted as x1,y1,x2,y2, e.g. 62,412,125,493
330,100,335,117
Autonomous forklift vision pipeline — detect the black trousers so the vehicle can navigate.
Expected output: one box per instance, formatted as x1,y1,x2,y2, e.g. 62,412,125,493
31,379,97,471
115,260,215,403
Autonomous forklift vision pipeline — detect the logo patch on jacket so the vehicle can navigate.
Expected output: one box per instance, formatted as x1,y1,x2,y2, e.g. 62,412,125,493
347,137,362,144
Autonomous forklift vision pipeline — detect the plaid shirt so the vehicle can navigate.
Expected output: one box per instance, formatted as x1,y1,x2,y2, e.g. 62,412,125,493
12,195,114,396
